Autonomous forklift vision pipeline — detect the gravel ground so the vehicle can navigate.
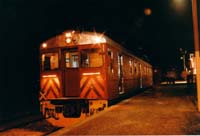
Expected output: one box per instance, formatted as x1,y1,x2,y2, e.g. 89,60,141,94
0,119,61,136
53,84,200,135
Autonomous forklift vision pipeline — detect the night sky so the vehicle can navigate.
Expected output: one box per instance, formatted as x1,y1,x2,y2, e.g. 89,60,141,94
0,0,198,112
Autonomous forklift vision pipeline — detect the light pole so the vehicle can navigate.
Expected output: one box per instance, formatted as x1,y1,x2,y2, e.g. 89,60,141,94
191,0,200,111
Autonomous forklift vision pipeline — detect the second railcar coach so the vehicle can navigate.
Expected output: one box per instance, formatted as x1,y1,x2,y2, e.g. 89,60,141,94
39,30,153,119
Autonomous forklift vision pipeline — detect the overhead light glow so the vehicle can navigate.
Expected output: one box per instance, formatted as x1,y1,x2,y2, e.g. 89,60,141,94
144,8,152,16
171,0,188,15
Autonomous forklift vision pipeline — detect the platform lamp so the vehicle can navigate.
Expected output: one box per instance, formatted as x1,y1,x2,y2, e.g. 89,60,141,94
191,0,200,112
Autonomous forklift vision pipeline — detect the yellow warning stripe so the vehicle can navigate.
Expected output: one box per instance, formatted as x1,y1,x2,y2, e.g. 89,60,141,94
40,77,61,101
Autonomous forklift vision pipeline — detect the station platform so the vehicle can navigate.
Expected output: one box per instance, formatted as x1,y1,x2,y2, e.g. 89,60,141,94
50,85,200,135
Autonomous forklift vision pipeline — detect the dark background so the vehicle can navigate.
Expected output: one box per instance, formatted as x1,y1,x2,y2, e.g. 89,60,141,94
0,0,198,113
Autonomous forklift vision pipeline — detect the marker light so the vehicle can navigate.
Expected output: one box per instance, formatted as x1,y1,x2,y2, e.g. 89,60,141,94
66,38,71,43
82,72,101,76
65,32,73,44
93,36,106,44
94,37,102,43
42,43,47,48
42,75,57,78
65,33,72,37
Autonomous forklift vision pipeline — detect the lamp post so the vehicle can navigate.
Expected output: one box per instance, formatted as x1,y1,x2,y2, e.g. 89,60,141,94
191,0,200,111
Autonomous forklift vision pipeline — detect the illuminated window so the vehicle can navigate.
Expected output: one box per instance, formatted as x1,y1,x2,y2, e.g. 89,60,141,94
65,51,79,68
117,54,123,78
129,59,133,75
108,49,114,74
134,62,137,75
42,52,59,71
81,48,103,68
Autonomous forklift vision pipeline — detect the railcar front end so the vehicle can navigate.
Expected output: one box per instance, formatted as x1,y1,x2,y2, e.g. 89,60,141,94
39,31,108,118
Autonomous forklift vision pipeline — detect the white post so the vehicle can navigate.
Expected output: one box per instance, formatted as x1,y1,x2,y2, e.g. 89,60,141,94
192,0,200,111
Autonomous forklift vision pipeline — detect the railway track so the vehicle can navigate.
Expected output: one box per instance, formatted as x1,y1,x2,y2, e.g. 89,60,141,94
0,107,112,135
0,114,62,136
0,87,150,136
0,113,44,132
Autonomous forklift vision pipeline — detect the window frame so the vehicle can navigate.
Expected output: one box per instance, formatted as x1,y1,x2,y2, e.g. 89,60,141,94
40,51,59,71
80,47,104,68
64,50,79,68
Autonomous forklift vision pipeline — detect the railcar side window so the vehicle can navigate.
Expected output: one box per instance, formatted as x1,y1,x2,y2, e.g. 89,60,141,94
129,59,133,75
134,62,137,75
42,53,59,71
65,51,79,68
81,48,103,67
108,49,114,74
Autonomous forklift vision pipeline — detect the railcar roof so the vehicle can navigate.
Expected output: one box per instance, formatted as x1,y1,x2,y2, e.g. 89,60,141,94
40,31,119,48
40,30,151,67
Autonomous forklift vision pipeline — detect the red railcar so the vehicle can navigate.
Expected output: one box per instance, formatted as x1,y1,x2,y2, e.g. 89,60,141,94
39,30,153,118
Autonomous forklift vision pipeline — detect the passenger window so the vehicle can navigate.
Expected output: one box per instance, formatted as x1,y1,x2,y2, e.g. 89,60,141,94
134,62,137,75
42,52,59,71
129,59,133,75
108,49,114,74
81,48,103,68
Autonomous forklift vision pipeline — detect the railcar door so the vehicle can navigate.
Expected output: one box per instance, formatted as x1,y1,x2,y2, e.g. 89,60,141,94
118,54,124,94
63,48,80,96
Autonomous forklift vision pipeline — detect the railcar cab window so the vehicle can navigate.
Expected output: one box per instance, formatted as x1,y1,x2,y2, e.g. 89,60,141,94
81,48,103,67
65,51,79,68
42,53,59,71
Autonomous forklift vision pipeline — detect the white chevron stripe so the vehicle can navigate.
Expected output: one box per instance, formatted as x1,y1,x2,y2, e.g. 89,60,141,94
80,76,105,98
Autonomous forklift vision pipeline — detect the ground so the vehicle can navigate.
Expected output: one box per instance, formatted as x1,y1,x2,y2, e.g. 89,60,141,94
52,84,200,135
